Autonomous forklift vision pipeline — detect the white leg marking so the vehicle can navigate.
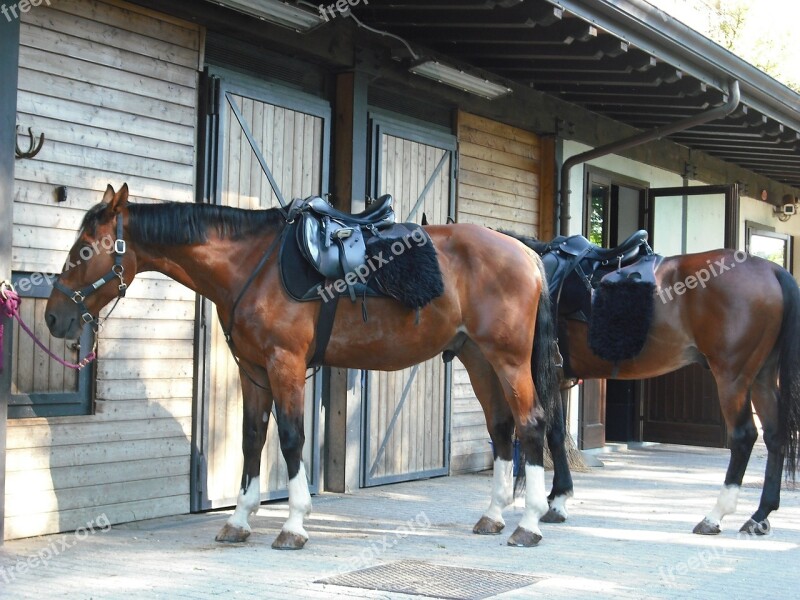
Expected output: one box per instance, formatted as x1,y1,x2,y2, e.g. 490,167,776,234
484,458,514,524
548,493,571,520
282,462,312,539
227,475,261,531
706,484,740,526
518,464,548,536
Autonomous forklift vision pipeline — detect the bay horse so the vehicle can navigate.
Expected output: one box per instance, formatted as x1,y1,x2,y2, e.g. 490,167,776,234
508,231,800,536
45,184,567,549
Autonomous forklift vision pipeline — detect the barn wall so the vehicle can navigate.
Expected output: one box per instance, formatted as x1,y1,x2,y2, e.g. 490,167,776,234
5,0,201,539
451,111,544,473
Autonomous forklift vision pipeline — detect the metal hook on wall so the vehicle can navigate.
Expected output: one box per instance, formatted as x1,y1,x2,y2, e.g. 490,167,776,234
15,125,45,159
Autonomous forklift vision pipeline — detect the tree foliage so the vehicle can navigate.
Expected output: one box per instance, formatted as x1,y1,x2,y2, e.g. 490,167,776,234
657,0,800,92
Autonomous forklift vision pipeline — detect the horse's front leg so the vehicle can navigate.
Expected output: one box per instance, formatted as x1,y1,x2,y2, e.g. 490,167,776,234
269,352,313,550
216,368,273,543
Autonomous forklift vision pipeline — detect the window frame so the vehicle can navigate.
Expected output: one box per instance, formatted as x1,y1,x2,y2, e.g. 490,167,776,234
745,221,792,271
583,166,647,246
3,272,95,419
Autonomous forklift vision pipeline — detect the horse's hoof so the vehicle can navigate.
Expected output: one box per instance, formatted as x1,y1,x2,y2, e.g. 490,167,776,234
739,518,770,536
540,507,567,523
473,516,505,535
506,526,542,547
692,518,721,535
271,530,308,550
215,523,251,543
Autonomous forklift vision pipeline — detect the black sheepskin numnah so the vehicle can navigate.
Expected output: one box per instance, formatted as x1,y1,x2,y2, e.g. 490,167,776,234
588,279,655,362
367,236,445,309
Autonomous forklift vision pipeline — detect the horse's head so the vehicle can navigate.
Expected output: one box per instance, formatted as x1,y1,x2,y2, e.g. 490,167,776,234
45,184,135,339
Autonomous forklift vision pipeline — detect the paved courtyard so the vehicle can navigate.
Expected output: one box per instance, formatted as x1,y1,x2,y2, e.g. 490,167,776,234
1,442,798,599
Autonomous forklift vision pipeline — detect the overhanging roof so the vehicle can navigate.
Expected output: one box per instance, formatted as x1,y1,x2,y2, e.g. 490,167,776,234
357,0,800,191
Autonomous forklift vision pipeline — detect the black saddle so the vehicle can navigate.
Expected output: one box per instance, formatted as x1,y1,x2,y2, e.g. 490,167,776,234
286,195,396,300
552,229,650,266
539,230,654,317
295,194,396,226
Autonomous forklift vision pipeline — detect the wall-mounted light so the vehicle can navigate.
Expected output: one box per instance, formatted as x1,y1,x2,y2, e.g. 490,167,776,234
212,0,324,32
409,60,513,100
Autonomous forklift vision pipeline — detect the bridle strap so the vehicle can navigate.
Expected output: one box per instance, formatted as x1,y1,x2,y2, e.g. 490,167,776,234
53,215,128,331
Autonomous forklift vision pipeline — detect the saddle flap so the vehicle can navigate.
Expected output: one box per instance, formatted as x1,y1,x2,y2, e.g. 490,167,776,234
298,213,367,280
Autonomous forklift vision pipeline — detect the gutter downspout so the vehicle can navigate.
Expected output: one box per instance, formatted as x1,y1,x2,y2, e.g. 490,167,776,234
558,79,741,235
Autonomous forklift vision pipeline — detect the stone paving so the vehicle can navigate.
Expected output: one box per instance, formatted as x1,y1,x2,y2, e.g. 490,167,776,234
1,442,798,599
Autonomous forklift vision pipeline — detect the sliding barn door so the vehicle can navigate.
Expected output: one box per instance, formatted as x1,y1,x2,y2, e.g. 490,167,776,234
362,114,456,487
193,71,329,510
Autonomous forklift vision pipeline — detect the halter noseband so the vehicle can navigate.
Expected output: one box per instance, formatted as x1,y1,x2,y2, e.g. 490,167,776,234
53,215,128,331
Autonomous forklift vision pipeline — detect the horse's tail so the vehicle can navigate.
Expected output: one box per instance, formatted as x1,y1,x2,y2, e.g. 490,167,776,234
515,256,560,494
776,267,800,480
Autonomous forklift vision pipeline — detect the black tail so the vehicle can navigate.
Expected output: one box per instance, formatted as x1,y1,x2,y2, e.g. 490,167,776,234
515,257,561,494
531,260,560,425
776,268,800,480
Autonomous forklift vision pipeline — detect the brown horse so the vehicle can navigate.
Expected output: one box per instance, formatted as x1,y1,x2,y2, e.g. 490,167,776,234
509,232,800,536
45,184,565,549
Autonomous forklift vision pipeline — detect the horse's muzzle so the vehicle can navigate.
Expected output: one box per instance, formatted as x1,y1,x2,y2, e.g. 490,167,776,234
45,306,82,340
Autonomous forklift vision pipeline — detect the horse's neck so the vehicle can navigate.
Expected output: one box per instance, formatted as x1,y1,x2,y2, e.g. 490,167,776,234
133,235,271,308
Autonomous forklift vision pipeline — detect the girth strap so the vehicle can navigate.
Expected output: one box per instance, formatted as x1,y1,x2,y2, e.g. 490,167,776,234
309,283,339,368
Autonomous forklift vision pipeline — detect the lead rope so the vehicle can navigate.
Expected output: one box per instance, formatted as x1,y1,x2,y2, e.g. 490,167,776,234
0,281,97,372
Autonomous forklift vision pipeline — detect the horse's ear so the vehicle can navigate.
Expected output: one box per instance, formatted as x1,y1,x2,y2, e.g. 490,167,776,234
102,184,115,204
421,212,429,226
108,183,129,214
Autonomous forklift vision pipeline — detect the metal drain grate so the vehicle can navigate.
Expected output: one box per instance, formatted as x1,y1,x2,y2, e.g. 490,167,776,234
316,560,543,599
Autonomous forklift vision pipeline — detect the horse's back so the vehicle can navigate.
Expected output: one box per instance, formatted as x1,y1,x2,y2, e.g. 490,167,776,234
425,223,543,328
425,223,540,277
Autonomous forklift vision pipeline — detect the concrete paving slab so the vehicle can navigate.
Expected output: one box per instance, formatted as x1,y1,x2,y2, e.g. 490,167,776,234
1,443,798,599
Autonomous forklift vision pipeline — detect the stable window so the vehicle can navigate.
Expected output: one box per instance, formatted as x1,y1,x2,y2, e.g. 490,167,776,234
746,221,792,270
2,272,94,419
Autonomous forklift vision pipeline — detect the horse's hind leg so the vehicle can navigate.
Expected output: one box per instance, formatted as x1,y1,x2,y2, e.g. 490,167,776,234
508,398,549,547
693,365,758,535
216,369,274,543
693,400,757,534
741,362,783,535
488,353,549,547
541,393,574,523
459,341,516,535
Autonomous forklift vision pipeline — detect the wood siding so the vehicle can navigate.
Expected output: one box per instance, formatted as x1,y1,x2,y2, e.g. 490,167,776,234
5,0,201,540
451,111,543,473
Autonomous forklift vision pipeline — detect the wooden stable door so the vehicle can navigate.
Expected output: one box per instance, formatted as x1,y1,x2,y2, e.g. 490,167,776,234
193,72,329,510
640,185,738,448
362,115,456,486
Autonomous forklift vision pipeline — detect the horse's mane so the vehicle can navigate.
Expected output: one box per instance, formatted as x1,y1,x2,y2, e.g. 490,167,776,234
82,201,285,245
499,229,550,255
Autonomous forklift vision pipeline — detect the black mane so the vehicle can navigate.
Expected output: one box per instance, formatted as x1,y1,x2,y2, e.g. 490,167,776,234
83,201,285,245
499,230,550,255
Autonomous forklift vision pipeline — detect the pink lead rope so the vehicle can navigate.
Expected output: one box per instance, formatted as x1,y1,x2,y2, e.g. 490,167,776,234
0,281,96,373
